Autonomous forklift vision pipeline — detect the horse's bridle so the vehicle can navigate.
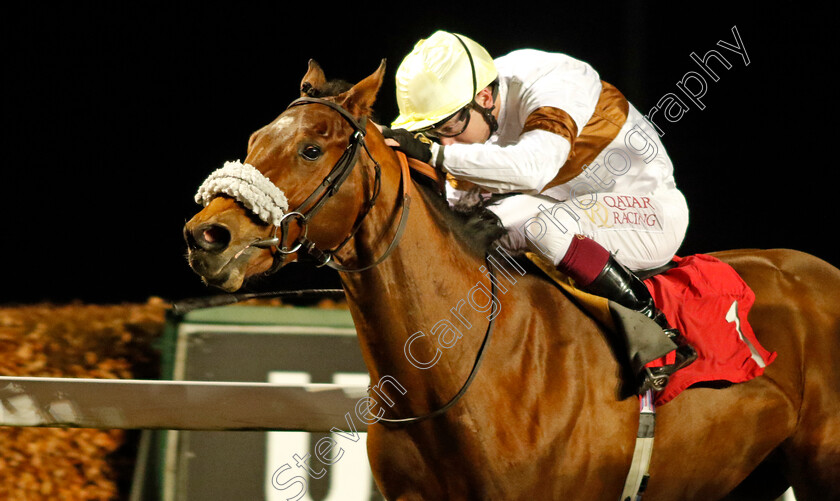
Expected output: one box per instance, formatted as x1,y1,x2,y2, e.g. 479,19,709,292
249,96,412,274
244,95,498,426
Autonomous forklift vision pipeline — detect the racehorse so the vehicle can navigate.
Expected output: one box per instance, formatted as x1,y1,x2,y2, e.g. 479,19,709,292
183,60,840,500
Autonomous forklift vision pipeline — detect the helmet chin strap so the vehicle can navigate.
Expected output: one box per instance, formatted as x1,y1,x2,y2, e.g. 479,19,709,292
452,33,499,139
474,85,499,139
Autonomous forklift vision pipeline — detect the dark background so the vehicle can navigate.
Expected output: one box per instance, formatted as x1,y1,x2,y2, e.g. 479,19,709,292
3,3,836,305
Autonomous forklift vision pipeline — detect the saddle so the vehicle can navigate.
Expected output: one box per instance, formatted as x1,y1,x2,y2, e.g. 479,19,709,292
526,252,777,405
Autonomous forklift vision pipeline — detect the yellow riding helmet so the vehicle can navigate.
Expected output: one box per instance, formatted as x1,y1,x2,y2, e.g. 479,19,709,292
392,31,498,132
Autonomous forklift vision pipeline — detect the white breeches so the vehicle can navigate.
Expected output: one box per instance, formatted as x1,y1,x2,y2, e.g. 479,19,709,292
486,188,689,271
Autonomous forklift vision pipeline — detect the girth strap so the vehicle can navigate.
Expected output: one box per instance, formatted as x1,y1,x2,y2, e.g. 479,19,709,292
621,389,656,500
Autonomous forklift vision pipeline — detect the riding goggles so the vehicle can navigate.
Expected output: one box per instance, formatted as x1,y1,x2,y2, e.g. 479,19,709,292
418,102,475,138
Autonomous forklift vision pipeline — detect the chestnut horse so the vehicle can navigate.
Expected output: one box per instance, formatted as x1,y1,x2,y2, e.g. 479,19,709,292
184,61,840,500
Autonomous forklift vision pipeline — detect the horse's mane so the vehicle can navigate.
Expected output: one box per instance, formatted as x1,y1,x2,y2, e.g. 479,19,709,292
310,77,508,256
414,182,508,257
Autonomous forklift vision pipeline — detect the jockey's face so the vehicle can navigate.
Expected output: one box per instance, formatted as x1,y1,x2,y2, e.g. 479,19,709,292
438,87,497,146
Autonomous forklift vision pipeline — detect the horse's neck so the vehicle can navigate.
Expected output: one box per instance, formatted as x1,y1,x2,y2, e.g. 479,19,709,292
338,165,489,405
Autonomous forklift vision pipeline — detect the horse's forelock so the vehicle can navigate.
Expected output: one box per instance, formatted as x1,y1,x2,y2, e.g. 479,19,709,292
303,79,353,98
302,78,380,123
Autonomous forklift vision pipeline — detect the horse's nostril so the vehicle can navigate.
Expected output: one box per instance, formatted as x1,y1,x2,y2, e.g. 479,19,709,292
189,224,231,252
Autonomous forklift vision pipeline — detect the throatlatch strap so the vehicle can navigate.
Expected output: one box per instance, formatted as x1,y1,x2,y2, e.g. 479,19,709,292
621,390,656,501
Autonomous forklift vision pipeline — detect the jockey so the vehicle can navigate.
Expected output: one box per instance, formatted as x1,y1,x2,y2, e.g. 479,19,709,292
381,30,697,394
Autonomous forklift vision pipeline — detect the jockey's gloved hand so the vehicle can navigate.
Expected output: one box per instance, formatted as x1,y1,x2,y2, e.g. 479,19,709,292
380,126,433,164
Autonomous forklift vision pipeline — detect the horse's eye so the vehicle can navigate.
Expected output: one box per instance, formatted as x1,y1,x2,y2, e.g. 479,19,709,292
300,144,322,161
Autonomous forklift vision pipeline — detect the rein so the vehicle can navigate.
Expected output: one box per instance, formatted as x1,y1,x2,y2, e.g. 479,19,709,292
375,253,499,426
172,253,500,426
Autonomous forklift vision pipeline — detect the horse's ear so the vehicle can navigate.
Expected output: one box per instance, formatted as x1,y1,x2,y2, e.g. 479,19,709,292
300,59,327,97
339,59,386,117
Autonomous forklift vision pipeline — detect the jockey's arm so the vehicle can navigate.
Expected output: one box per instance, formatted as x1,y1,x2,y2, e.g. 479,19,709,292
431,52,602,194
431,127,572,193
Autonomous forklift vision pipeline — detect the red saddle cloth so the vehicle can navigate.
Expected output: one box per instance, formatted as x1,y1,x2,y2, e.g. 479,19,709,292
642,254,777,405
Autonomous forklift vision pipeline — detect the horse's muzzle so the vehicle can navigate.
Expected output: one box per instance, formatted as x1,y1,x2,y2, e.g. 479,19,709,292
184,223,232,253
183,222,248,290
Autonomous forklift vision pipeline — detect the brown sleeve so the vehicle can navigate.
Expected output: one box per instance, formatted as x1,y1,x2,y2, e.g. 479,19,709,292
539,81,630,192
522,106,579,149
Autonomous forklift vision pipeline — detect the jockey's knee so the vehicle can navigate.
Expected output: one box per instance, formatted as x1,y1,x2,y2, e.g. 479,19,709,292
518,207,581,265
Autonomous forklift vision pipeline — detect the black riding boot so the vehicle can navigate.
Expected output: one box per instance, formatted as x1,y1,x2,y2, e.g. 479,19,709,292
582,255,698,393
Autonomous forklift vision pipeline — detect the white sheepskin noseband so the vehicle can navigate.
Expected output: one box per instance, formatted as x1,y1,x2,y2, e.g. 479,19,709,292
194,160,289,226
